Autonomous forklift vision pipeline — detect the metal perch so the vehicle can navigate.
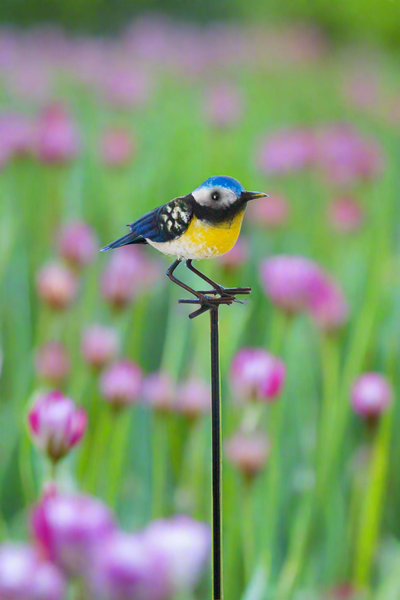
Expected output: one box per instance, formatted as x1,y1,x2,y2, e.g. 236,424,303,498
167,260,251,600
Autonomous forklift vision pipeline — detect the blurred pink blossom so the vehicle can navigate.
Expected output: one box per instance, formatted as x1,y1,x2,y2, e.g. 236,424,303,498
32,493,115,577
225,431,270,479
351,373,392,420
57,221,98,268
28,390,87,463
35,341,70,385
0,112,36,158
260,255,348,331
35,104,81,164
257,128,316,176
204,83,243,129
144,515,210,594
327,196,364,233
316,124,384,186
81,325,120,370
260,255,324,314
308,276,349,332
100,360,142,408
230,348,286,403
100,127,136,167
0,543,66,600
100,246,159,310
216,238,248,272
175,377,210,420
36,261,78,310
89,531,169,600
247,193,289,229
99,66,151,108
142,371,176,412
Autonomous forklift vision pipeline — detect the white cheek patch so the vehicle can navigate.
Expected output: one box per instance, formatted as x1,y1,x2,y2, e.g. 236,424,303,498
192,187,236,209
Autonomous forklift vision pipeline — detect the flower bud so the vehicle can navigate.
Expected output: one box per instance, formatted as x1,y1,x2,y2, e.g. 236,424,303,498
35,341,70,386
57,221,98,269
36,261,78,310
351,373,392,420
100,360,142,408
230,348,285,403
81,325,119,370
28,391,87,463
225,431,270,479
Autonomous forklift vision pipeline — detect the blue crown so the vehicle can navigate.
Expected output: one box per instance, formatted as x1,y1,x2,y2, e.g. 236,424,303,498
195,176,245,197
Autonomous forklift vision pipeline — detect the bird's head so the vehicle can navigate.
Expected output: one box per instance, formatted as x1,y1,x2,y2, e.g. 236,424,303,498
190,176,267,211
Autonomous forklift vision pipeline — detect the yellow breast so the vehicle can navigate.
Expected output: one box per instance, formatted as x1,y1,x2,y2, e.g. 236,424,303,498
181,211,245,259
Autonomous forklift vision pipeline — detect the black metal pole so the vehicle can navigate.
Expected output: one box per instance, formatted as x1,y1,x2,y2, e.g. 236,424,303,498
210,306,222,600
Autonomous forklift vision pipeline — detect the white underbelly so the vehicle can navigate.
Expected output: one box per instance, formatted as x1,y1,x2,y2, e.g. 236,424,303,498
147,237,221,260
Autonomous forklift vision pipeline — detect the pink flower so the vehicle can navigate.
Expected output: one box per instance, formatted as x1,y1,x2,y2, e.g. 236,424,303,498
81,325,119,370
216,238,248,272
260,255,324,314
175,377,210,419
0,544,66,600
327,196,364,233
32,493,115,577
57,221,98,269
0,112,36,158
341,71,381,112
204,83,243,129
89,531,169,600
36,261,78,310
351,373,393,419
100,246,159,310
316,124,384,186
100,360,142,408
100,127,135,167
308,276,349,332
142,371,175,412
230,348,285,403
257,128,316,176
35,341,70,385
144,515,210,593
261,255,348,331
28,391,87,463
100,66,151,109
35,103,80,164
225,431,270,478
246,193,289,229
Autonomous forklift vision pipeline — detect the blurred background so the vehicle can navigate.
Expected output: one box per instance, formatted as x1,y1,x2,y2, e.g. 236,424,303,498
1,2,400,600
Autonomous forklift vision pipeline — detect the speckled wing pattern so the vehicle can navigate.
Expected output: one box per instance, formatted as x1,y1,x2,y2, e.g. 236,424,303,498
129,197,193,243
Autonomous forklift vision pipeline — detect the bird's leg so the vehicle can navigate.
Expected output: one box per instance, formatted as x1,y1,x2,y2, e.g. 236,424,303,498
166,259,211,303
185,260,251,300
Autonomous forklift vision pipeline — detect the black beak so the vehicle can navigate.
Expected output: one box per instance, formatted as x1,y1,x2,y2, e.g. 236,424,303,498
241,190,268,203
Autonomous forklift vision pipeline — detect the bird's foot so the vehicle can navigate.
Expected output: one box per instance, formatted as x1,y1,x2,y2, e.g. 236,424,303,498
178,287,252,318
197,286,251,304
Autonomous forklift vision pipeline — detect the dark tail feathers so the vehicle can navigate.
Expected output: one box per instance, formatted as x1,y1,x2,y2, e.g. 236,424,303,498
100,231,147,252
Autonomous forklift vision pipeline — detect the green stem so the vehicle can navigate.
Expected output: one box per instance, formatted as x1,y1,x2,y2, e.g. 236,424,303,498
85,407,114,493
152,411,168,518
107,409,132,507
242,477,255,584
353,409,393,588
